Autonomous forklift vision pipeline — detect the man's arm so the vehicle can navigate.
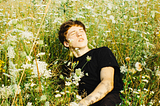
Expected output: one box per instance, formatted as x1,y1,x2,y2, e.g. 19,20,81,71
78,66,114,106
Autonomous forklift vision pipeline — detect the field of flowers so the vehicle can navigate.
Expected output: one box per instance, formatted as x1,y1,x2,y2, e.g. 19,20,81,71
0,0,160,106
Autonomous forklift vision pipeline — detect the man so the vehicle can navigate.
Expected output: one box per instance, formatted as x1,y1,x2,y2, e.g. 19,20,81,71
58,20,123,106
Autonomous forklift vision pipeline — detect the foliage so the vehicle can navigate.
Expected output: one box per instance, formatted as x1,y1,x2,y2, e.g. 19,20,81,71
0,0,159,105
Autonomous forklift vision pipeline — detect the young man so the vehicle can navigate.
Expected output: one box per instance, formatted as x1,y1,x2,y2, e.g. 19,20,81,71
58,20,123,106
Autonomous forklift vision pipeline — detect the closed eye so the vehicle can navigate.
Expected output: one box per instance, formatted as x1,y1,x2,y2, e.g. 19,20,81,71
79,29,84,33
70,31,76,36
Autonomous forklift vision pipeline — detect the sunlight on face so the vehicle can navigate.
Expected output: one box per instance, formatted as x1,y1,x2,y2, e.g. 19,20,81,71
65,26,88,49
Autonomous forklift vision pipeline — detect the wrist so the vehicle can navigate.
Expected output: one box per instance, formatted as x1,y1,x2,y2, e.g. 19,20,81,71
78,100,89,106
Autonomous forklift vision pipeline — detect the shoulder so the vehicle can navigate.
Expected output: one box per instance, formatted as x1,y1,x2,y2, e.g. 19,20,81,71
93,46,111,54
87,47,112,58
94,46,110,51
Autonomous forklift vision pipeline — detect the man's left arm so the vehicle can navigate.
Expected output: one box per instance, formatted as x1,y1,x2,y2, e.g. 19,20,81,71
78,66,114,106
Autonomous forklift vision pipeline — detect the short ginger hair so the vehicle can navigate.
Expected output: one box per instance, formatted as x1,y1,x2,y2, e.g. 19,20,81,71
58,20,86,45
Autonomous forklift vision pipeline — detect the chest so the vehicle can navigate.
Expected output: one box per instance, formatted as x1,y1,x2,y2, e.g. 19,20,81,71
74,56,100,79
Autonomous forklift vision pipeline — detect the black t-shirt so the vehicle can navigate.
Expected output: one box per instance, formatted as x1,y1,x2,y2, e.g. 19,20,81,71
73,47,123,106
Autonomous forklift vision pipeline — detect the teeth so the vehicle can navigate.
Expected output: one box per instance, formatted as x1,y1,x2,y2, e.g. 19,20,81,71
79,38,84,42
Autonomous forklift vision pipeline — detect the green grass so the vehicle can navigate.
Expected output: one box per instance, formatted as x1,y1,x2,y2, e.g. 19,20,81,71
0,0,160,105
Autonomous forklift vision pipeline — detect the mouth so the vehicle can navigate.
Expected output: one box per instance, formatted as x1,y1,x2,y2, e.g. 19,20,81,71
78,38,84,42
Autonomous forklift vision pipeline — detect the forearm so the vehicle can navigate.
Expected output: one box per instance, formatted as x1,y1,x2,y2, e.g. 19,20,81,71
78,80,114,106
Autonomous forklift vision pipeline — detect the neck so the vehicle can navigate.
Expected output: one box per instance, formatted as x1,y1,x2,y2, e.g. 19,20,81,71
71,46,90,58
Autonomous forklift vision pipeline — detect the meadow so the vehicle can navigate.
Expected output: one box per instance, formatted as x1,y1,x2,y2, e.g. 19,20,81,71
0,0,160,105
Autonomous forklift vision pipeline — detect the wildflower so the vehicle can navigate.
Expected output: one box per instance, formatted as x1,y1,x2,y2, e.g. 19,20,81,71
109,15,114,20
76,95,82,100
38,40,44,45
120,90,124,94
120,65,127,73
74,69,84,81
107,3,112,10
142,76,145,79
20,31,34,40
86,56,91,61
109,15,116,23
13,84,21,94
85,73,89,76
32,60,51,78
55,94,61,98
133,89,139,94
30,83,36,87
7,46,15,58
21,63,31,69
145,41,154,48
60,92,65,95
65,81,72,86
73,81,79,86
7,19,18,26
26,56,33,62
68,38,73,43
0,85,13,99
76,14,85,19
27,102,32,106
75,68,81,76
135,62,142,71
45,101,50,106
40,95,47,101
143,88,148,92
55,90,59,93
19,51,27,57
75,48,79,51
25,83,30,89
129,87,133,91
126,100,131,105
43,69,52,78
144,75,150,79
149,99,155,105
16,24,23,29
66,91,70,93
25,94,30,99
124,15,128,19
107,10,111,14
129,28,137,32
155,69,160,77
3,73,11,78
59,74,64,79
137,95,140,98
151,11,155,18
125,57,130,62
36,52,45,57
67,61,71,66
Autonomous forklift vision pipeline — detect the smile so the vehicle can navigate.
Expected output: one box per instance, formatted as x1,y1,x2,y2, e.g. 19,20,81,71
78,38,84,42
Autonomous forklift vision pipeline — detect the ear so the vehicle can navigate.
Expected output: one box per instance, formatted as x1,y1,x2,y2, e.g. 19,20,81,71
64,41,69,47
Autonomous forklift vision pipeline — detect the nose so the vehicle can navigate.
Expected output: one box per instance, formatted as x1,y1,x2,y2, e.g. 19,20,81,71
76,31,82,37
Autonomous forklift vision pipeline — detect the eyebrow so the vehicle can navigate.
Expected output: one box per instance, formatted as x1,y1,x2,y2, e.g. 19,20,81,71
68,28,84,35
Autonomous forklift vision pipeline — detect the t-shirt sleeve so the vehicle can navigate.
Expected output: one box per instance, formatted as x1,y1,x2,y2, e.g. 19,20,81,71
97,47,119,69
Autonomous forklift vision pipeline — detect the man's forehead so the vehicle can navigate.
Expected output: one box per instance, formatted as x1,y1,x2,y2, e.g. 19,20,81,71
68,26,83,32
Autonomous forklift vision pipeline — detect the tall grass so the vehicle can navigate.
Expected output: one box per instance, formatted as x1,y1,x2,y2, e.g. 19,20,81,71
0,0,160,105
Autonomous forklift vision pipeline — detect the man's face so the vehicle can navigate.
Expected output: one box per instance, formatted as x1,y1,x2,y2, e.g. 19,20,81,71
64,26,88,49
